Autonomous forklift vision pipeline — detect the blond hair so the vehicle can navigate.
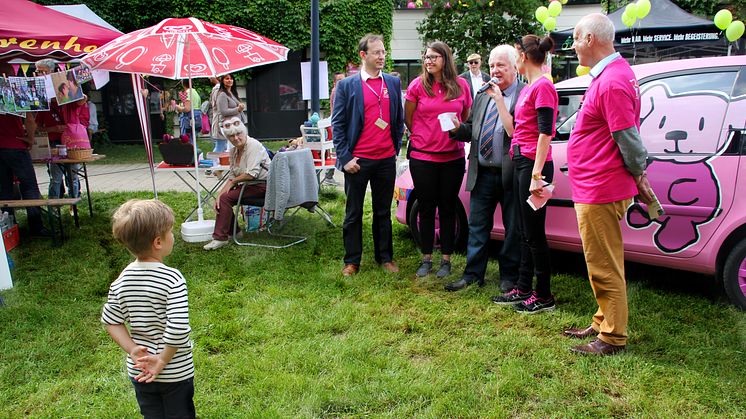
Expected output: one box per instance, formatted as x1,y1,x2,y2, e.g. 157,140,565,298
112,199,174,256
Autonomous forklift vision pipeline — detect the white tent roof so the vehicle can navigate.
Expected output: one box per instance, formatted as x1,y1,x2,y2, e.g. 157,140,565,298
46,4,121,33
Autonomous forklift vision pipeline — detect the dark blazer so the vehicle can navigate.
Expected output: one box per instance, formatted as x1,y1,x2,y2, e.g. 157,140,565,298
459,70,490,98
331,73,405,171
451,80,525,192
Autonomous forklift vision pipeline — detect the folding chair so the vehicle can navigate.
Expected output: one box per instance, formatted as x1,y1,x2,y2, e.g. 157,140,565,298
232,148,334,249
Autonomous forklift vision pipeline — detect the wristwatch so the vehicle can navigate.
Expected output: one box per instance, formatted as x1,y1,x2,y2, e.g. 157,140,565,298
532,173,543,181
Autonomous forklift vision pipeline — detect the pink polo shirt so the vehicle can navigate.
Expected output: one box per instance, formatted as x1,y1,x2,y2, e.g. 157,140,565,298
511,76,557,161
568,57,640,204
353,76,395,160
405,77,472,162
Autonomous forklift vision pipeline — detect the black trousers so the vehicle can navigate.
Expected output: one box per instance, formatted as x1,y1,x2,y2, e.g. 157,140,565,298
131,377,195,419
408,157,465,255
342,156,396,265
513,156,554,298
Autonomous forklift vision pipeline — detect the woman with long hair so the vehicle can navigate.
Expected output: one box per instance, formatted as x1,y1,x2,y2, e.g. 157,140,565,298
494,34,558,313
405,41,472,279
216,74,247,146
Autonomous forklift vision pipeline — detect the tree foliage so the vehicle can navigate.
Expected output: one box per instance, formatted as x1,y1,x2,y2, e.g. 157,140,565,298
417,0,543,63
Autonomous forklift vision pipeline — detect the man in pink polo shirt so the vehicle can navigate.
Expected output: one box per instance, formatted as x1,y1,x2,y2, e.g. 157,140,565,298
331,34,405,276
564,13,654,356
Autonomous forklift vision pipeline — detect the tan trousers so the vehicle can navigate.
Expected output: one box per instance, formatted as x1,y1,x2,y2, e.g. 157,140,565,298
574,199,632,346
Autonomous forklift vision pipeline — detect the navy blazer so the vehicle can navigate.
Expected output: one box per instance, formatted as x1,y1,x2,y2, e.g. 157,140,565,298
331,73,405,171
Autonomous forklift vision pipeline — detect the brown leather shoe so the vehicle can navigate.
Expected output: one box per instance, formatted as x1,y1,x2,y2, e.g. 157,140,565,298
381,261,400,273
563,325,597,339
341,264,359,276
570,339,625,356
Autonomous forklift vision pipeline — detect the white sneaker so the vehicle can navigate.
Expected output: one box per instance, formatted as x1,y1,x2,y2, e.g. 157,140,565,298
203,239,229,250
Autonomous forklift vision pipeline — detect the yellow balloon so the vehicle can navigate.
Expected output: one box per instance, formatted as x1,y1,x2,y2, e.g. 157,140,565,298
548,0,562,17
726,20,745,42
625,3,638,18
636,0,651,19
714,9,733,31
535,6,549,24
543,16,557,31
576,65,590,77
543,73,554,83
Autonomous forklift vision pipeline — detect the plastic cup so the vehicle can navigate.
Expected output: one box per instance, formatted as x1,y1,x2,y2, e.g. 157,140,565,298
438,112,457,131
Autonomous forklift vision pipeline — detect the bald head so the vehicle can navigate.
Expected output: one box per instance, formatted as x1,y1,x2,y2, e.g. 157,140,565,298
575,13,615,45
573,13,617,67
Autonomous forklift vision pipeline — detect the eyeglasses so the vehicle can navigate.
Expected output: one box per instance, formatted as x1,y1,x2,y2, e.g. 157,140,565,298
222,120,243,129
423,54,442,62
366,50,386,57
468,61,480,65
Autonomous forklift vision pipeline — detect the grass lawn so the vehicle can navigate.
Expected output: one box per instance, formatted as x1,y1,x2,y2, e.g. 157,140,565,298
91,138,289,165
1,191,744,417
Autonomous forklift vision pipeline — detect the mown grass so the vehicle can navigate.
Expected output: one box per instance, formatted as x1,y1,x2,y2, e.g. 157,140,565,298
1,190,744,417
92,138,288,165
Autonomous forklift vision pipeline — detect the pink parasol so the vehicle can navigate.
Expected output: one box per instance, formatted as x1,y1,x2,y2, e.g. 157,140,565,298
80,17,289,238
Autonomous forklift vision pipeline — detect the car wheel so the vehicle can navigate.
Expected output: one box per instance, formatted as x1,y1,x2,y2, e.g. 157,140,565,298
723,238,746,310
407,197,468,253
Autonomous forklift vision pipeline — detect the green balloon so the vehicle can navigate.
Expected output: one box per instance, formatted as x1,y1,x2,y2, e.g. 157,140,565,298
625,3,638,18
621,11,636,28
714,9,733,31
544,16,557,31
636,0,651,19
548,1,562,17
726,20,745,42
535,6,549,24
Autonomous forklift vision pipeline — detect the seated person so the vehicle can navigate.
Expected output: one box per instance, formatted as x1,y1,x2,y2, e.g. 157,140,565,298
204,116,271,251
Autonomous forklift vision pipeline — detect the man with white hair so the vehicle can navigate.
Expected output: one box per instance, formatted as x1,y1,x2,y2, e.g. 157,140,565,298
203,116,271,250
563,13,653,355
445,45,523,293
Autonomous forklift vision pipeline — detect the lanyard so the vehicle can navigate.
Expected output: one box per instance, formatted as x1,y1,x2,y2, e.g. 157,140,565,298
363,77,385,119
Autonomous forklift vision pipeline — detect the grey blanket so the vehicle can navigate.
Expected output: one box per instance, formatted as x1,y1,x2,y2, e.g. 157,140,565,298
263,148,319,220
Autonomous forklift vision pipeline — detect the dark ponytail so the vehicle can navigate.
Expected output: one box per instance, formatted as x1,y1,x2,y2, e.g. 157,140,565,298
518,34,555,66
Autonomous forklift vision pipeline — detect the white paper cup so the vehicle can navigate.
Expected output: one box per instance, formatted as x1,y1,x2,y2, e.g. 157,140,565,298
437,112,457,131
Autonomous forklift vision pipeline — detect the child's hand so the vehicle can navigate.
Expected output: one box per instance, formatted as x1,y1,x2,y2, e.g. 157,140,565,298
133,354,167,383
128,345,149,361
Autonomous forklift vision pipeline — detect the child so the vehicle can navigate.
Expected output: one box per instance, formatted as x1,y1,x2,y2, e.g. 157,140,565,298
102,199,195,418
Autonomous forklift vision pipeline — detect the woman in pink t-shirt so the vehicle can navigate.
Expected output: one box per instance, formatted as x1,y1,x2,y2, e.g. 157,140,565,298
496,34,558,313
405,41,472,279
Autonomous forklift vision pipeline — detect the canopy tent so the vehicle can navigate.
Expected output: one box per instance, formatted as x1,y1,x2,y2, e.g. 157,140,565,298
46,4,121,33
551,0,729,61
0,0,121,62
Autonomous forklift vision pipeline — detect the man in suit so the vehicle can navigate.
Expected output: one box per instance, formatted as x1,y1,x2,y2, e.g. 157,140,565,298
445,45,523,293
332,34,405,276
459,53,491,99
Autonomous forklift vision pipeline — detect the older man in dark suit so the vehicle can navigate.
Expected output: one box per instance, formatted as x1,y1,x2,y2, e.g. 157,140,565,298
332,34,405,277
459,53,491,99
445,45,524,293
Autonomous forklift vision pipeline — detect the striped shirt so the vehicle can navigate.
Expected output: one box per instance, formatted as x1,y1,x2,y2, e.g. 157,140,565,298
101,261,194,383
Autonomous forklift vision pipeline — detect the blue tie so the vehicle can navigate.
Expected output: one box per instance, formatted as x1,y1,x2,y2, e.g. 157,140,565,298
480,101,498,160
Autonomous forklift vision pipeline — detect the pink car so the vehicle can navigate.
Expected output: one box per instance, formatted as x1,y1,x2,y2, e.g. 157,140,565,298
395,56,746,309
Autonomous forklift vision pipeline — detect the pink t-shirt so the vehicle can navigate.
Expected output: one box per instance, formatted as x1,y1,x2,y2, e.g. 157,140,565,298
405,77,472,162
511,76,557,161
568,58,640,204
353,77,395,160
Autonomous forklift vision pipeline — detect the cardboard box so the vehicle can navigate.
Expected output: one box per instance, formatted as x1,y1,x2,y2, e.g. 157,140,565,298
3,224,19,252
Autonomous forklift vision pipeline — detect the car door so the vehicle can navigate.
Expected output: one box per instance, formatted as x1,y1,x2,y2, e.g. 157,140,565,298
623,67,739,257
545,90,585,252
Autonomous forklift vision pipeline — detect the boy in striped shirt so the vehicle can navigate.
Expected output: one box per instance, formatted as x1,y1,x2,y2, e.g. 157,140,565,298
102,199,195,418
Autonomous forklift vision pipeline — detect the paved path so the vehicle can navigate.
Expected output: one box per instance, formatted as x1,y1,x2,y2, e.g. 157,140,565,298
33,163,345,194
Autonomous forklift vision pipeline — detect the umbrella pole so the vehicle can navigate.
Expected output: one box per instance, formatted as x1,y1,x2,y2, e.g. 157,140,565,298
187,38,203,222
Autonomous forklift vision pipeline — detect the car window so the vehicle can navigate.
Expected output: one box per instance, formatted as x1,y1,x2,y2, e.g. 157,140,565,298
640,71,737,158
554,93,583,142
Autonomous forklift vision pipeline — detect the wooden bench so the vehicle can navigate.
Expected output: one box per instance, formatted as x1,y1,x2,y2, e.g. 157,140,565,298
0,198,81,246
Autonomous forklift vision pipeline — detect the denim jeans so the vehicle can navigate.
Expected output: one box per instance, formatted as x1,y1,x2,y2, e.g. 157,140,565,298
180,110,202,138
48,163,79,198
0,148,44,232
462,166,520,289
211,138,228,152
513,155,554,298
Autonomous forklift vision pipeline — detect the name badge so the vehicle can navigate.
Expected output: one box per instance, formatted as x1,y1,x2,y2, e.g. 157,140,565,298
375,118,388,130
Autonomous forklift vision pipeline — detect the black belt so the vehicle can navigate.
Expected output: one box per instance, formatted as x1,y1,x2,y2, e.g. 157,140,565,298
479,165,501,174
